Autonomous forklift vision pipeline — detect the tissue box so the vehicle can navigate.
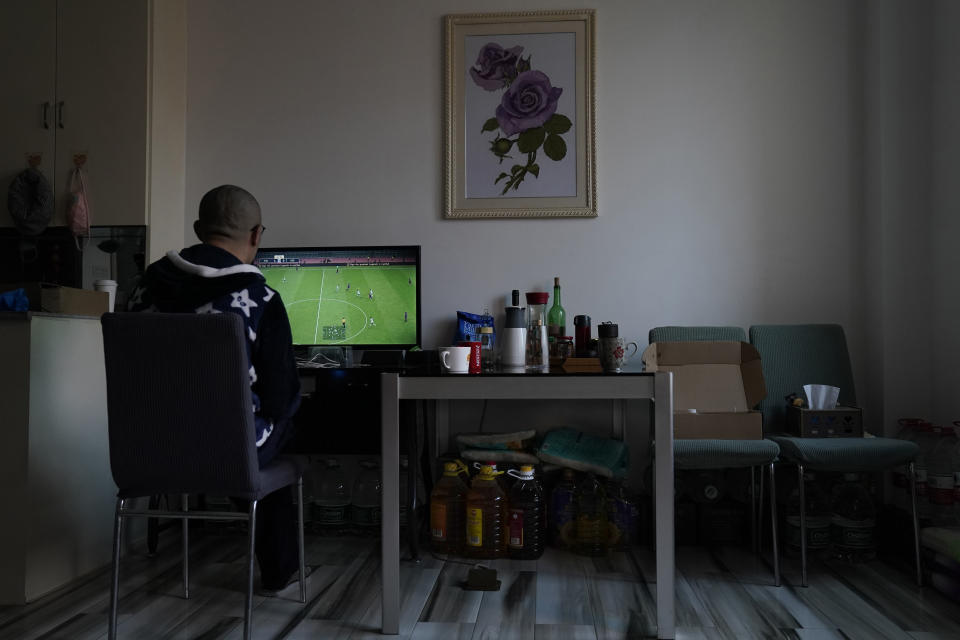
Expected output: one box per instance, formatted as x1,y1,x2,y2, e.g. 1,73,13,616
786,405,862,438
642,341,766,439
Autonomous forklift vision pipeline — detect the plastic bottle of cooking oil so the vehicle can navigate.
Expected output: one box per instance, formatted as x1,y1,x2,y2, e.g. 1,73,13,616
430,462,469,555
575,473,609,556
465,465,507,559
506,465,545,559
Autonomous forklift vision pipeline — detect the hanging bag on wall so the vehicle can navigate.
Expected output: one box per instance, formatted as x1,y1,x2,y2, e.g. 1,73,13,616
66,165,91,249
6,167,54,236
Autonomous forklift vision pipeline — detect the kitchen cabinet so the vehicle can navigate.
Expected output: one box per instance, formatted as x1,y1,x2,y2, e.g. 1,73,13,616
1,0,185,259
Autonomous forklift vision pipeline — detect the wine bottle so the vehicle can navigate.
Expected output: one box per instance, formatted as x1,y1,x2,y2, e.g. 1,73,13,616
547,277,566,339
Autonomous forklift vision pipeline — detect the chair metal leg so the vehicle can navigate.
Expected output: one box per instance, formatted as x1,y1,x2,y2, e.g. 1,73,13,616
109,498,124,640
181,494,189,599
297,477,307,603
244,500,258,640
758,465,766,554
769,463,781,587
909,462,923,586
750,466,757,553
798,464,808,587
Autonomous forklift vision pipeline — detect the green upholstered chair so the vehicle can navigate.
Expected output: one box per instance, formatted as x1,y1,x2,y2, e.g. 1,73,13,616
648,326,780,586
748,324,921,587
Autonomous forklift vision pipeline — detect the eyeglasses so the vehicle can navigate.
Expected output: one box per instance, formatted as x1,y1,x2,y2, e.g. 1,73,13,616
251,224,266,234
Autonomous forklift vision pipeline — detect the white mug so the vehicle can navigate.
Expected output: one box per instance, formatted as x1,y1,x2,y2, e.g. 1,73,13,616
439,346,471,373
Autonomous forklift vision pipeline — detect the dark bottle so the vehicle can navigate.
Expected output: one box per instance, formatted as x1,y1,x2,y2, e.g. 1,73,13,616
547,277,566,339
575,473,609,557
465,465,507,559
549,468,577,548
506,465,545,559
430,462,469,555
606,479,639,551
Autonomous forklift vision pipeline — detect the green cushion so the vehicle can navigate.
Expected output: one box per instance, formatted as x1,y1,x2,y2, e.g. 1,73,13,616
749,324,856,432
769,436,918,471
648,326,746,344
674,438,780,470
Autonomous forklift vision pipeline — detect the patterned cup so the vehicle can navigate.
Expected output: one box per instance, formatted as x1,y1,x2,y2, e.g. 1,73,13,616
598,337,638,372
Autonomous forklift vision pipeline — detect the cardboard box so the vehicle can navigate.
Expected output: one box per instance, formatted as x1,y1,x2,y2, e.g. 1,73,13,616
642,341,767,439
786,405,863,438
1,282,108,316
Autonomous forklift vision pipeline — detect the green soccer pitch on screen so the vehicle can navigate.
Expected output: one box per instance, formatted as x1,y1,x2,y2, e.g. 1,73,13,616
254,246,421,349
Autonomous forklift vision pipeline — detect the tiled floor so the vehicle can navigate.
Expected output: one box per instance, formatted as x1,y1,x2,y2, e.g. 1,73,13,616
1,531,957,639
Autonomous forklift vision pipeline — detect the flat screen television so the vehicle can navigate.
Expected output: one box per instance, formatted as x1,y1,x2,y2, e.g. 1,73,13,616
254,245,420,350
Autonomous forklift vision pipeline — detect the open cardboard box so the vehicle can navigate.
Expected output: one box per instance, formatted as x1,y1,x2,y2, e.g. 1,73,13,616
642,341,766,439
0,282,108,316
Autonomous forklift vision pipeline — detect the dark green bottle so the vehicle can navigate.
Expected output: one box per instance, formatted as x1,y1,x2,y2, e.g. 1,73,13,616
547,277,566,339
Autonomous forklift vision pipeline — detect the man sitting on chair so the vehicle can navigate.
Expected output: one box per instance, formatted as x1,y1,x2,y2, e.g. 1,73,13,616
128,184,302,594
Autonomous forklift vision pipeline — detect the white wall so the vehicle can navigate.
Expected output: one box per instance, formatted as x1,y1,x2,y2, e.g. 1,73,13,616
182,0,954,431
931,0,960,426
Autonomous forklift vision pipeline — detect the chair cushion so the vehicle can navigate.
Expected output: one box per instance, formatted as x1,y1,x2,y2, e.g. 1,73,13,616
674,439,780,470
769,436,919,471
254,455,307,501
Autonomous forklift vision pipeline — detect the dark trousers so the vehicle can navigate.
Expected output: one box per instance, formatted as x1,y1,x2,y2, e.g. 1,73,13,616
234,418,299,589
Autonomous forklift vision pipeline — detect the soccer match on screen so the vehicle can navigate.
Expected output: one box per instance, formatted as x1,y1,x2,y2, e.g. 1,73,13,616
255,247,418,346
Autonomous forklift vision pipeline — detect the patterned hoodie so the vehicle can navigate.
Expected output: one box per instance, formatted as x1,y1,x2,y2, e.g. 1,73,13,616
128,244,300,454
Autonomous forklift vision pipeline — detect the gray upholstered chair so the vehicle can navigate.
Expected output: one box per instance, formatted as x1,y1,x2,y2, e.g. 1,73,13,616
101,313,306,640
648,326,781,585
749,324,921,587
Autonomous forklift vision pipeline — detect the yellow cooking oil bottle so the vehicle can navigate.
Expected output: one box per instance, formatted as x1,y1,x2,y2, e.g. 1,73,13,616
465,464,507,558
430,462,469,555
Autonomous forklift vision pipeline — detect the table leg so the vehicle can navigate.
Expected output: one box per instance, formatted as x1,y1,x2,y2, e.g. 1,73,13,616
381,373,400,634
654,372,675,639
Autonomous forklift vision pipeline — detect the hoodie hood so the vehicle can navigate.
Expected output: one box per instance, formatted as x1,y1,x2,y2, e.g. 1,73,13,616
139,244,265,312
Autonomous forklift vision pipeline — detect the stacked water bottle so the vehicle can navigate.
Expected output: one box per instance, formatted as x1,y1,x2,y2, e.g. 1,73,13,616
311,457,389,536
892,418,960,526
786,471,879,562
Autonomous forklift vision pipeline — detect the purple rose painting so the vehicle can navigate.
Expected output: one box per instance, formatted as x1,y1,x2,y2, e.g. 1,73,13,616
496,70,562,136
469,43,524,91
469,41,572,195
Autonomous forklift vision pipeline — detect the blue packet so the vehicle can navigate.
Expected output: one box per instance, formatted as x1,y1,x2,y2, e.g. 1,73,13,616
454,310,495,346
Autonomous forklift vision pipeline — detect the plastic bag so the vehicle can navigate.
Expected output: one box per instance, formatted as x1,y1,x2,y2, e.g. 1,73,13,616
66,167,91,249
453,310,494,344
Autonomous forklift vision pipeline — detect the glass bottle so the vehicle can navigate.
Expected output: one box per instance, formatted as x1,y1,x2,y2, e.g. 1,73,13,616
547,277,566,339
525,291,549,372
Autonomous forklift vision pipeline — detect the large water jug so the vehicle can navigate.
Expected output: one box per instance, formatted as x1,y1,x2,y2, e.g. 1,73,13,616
830,473,876,562
351,459,382,532
315,458,351,534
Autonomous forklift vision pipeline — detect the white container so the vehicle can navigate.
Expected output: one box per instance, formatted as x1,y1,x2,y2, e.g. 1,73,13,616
94,279,117,312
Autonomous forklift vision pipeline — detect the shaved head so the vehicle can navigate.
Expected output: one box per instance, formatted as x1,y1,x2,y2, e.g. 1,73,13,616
196,185,261,241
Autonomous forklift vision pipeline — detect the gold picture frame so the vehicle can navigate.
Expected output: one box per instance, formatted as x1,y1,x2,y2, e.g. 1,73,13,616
444,10,596,218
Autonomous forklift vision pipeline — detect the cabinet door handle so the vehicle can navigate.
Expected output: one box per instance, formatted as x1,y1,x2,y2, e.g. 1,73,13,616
57,101,65,129
43,102,51,129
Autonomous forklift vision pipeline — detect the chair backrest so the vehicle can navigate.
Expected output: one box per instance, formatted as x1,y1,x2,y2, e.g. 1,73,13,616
101,312,260,499
648,326,746,344
749,324,857,432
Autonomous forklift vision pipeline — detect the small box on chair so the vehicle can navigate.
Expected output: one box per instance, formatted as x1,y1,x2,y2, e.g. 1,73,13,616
786,405,863,438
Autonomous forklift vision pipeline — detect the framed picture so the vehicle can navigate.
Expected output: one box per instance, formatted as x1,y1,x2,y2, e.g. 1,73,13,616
444,10,596,219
